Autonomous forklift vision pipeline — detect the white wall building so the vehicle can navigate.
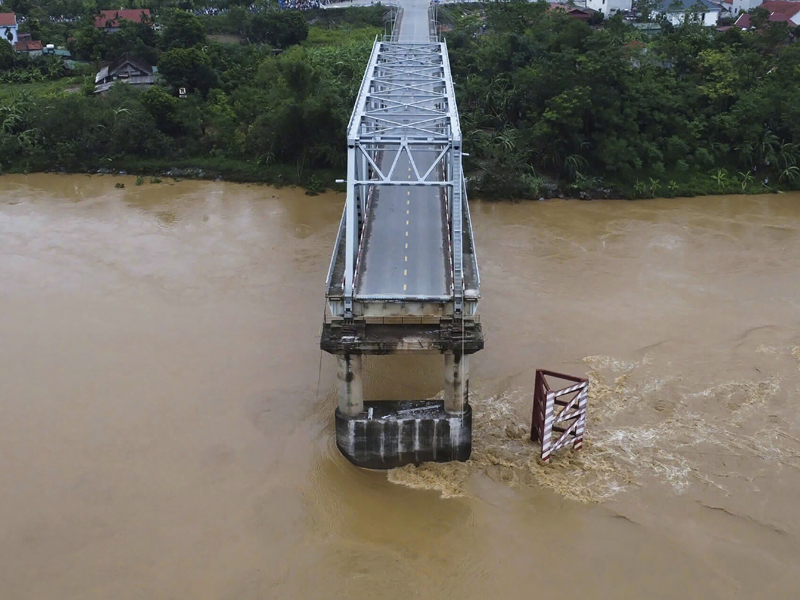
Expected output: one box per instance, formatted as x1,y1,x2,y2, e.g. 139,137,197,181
586,0,633,17
0,12,17,45
653,0,721,25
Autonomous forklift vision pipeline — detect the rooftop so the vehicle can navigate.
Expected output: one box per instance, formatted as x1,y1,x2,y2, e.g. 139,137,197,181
94,9,151,29
760,0,800,15
0,12,17,27
15,39,42,52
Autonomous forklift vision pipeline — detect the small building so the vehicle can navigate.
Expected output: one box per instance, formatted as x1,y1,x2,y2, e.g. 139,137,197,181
734,0,800,25
42,45,72,58
0,12,17,45
586,0,633,18
633,21,663,35
95,53,157,95
14,32,41,55
549,3,597,21
94,9,152,32
653,0,721,25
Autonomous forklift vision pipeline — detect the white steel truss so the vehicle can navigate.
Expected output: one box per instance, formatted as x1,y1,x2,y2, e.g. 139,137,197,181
342,38,465,317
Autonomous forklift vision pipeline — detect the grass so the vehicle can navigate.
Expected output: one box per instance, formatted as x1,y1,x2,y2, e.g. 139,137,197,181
303,26,382,47
0,76,86,100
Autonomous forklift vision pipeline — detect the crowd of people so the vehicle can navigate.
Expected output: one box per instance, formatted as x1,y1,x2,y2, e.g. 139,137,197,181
277,0,323,9
191,0,349,15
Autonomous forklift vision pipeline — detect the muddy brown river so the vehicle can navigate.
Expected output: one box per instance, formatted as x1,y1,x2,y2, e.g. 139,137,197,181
1,174,799,599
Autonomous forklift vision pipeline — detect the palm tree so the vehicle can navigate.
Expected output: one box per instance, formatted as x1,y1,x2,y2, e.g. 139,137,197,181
779,166,799,184
738,171,753,191
492,129,516,153
758,130,778,167
777,142,798,171
648,177,660,197
112,107,131,128
17,129,40,154
667,180,679,196
711,168,729,190
564,154,588,182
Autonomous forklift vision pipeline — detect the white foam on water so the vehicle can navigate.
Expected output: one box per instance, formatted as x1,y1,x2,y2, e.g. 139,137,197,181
389,353,800,503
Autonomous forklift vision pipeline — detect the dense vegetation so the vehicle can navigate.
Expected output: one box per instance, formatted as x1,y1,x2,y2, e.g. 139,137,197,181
2,1,800,198
444,2,800,198
0,6,386,189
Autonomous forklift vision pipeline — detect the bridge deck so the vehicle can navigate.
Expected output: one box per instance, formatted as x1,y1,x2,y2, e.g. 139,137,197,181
355,0,450,301
324,0,481,318
398,0,432,43
355,151,451,300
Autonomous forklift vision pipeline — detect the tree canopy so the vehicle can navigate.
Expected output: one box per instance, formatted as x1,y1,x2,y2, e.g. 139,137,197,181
442,1,800,197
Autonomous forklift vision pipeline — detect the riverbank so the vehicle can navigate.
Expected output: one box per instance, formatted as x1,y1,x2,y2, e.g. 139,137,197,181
3,159,345,196
7,163,791,202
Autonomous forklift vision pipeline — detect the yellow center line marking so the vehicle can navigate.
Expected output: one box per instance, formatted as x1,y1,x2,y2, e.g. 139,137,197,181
406,220,409,225
406,209,409,214
405,243,408,249
405,231,408,237
407,191,410,196
404,269,407,276
404,256,408,262
407,200,410,205
403,283,407,291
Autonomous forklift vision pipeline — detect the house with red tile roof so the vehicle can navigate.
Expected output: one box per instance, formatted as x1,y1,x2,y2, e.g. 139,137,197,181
734,0,800,26
0,12,18,45
548,3,596,21
94,9,152,32
14,32,42,55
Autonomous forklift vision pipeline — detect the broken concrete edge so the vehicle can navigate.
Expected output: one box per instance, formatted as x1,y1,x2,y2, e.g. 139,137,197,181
320,322,485,355
335,400,472,470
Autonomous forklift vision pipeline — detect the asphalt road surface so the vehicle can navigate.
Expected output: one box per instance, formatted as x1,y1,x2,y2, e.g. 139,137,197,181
352,0,452,300
355,150,451,299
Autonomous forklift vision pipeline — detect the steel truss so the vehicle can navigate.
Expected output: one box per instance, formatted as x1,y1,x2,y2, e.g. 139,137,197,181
342,38,465,317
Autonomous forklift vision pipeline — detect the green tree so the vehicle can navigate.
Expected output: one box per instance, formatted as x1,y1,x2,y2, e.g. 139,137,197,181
140,86,181,134
0,37,15,70
162,10,207,50
249,10,308,48
158,46,219,97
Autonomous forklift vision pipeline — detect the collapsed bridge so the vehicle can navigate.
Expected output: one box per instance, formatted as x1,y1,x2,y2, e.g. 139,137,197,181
321,0,483,468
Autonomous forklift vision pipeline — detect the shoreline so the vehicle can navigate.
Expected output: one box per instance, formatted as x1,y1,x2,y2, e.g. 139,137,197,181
2,170,791,203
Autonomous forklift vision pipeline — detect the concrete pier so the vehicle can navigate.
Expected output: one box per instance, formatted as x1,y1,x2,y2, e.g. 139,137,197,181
444,353,469,414
335,400,472,469
337,354,364,417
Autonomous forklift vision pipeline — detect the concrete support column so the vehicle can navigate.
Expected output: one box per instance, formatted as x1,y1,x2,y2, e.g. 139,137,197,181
444,352,469,414
337,354,364,416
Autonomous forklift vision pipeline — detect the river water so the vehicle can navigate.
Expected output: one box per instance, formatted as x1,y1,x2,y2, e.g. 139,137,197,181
1,174,799,599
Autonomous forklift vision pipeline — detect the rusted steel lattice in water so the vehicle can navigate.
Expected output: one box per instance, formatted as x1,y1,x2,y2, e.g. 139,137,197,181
531,370,589,462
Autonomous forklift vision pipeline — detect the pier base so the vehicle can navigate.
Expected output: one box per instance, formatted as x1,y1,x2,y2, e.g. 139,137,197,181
335,400,472,469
